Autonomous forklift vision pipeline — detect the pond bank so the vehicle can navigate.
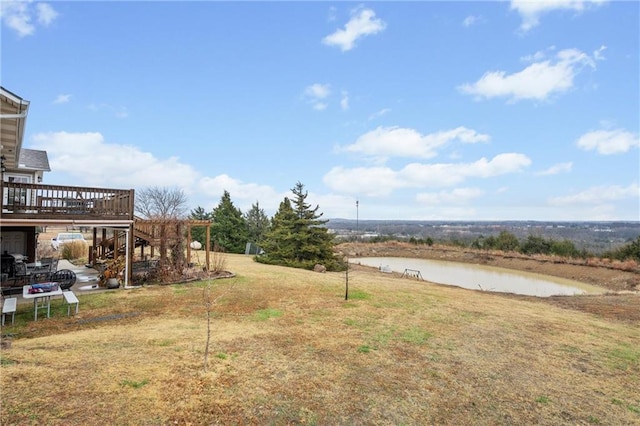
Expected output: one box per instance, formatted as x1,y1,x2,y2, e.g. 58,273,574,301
337,242,640,324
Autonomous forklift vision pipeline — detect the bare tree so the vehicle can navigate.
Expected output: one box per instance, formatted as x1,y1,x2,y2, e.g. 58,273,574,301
203,279,234,373
135,186,188,219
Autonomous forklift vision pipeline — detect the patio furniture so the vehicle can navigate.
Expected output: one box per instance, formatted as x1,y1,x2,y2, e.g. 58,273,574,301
62,290,79,316
50,269,76,291
22,284,63,321
2,297,17,326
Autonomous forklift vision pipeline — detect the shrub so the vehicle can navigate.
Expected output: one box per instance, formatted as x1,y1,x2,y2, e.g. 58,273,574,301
61,241,87,260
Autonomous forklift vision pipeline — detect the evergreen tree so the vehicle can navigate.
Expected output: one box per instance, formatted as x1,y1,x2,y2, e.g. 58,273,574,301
188,206,213,245
210,191,248,254
260,198,298,264
244,201,270,246
520,235,552,255
257,182,342,270
494,231,520,252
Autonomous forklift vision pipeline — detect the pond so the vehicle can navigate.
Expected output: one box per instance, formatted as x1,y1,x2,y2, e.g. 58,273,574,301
351,257,604,297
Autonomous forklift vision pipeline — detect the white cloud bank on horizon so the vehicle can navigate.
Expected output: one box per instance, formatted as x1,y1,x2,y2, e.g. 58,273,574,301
548,182,639,206
0,1,58,37
458,47,604,102
510,0,607,32
322,7,386,52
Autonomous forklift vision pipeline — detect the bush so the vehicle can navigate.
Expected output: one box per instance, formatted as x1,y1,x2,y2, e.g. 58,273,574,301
61,241,87,260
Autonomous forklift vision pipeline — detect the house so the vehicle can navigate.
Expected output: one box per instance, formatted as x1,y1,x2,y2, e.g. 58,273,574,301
1,86,136,290
1,87,212,293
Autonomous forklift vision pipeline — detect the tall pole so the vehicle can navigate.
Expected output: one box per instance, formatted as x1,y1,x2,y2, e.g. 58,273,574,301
356,200,359,241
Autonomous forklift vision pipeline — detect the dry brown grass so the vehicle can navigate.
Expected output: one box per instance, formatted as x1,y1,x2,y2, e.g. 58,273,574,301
1,254,639,425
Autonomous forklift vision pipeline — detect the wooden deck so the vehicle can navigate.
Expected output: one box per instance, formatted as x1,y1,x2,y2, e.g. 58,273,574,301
1,182,134,221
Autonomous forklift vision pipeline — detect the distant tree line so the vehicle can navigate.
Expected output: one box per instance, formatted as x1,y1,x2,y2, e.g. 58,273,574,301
362,231,640,262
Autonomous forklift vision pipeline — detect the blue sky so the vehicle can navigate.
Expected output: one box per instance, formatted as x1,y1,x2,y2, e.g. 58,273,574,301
2,1,638,221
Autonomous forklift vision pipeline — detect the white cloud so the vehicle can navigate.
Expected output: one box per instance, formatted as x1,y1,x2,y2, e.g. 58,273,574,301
536,162,573,176
510,0,607,32
29,131,291,216
197,174,283,213
303,83,331,111
324,166,402,197
340,91,349,110
30,131,199,190
416,187,485,205
459,47,601,102
576,129,639,155
53,94,71,104
338,126,490,162
36,2,57,26
462,15,481,27
593,45,606,61
368,108,391,121
0,1,58,37
548,183,639,206
324,153,531,196
401,153,531,186
322,7,386,52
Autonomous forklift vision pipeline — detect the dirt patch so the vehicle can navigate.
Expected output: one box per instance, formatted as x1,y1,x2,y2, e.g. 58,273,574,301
338,242,640,323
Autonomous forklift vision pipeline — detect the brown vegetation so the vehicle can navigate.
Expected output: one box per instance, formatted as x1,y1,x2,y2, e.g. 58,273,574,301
1,251,638,424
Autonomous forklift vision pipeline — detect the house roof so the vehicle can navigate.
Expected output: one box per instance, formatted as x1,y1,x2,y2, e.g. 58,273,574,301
1,86,30,169
18,148,51,172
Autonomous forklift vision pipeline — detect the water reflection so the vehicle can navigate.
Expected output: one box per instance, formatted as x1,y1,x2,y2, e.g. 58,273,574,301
352,257,604,297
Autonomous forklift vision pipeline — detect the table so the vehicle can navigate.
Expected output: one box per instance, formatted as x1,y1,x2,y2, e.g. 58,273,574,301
22,284,63,320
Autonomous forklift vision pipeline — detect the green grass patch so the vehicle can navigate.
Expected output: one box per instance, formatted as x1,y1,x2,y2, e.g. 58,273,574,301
628,404,640,414
215,352,228,360
535,395,550,404
82,292,118,309
253,308,283,321
347,289,371,300
372,328,396,347
119,378,149,388
357,345,372,353
0,356,16,366
400,327,432,345
606,344,640,370
612,398,640,414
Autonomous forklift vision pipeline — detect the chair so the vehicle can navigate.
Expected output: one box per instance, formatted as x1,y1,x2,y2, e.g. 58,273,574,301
2,297,17,326
50,269,77,291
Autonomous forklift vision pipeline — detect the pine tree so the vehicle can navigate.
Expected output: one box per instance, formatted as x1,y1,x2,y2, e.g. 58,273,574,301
259,198,298,264
244,201,270,246
258,182,342,270
210,191,248,254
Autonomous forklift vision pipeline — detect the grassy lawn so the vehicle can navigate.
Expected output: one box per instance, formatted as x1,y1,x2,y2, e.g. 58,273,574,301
1,254,638,425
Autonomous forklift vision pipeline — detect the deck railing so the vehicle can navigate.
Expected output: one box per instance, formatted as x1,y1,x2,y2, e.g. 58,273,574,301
1,182,134,220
